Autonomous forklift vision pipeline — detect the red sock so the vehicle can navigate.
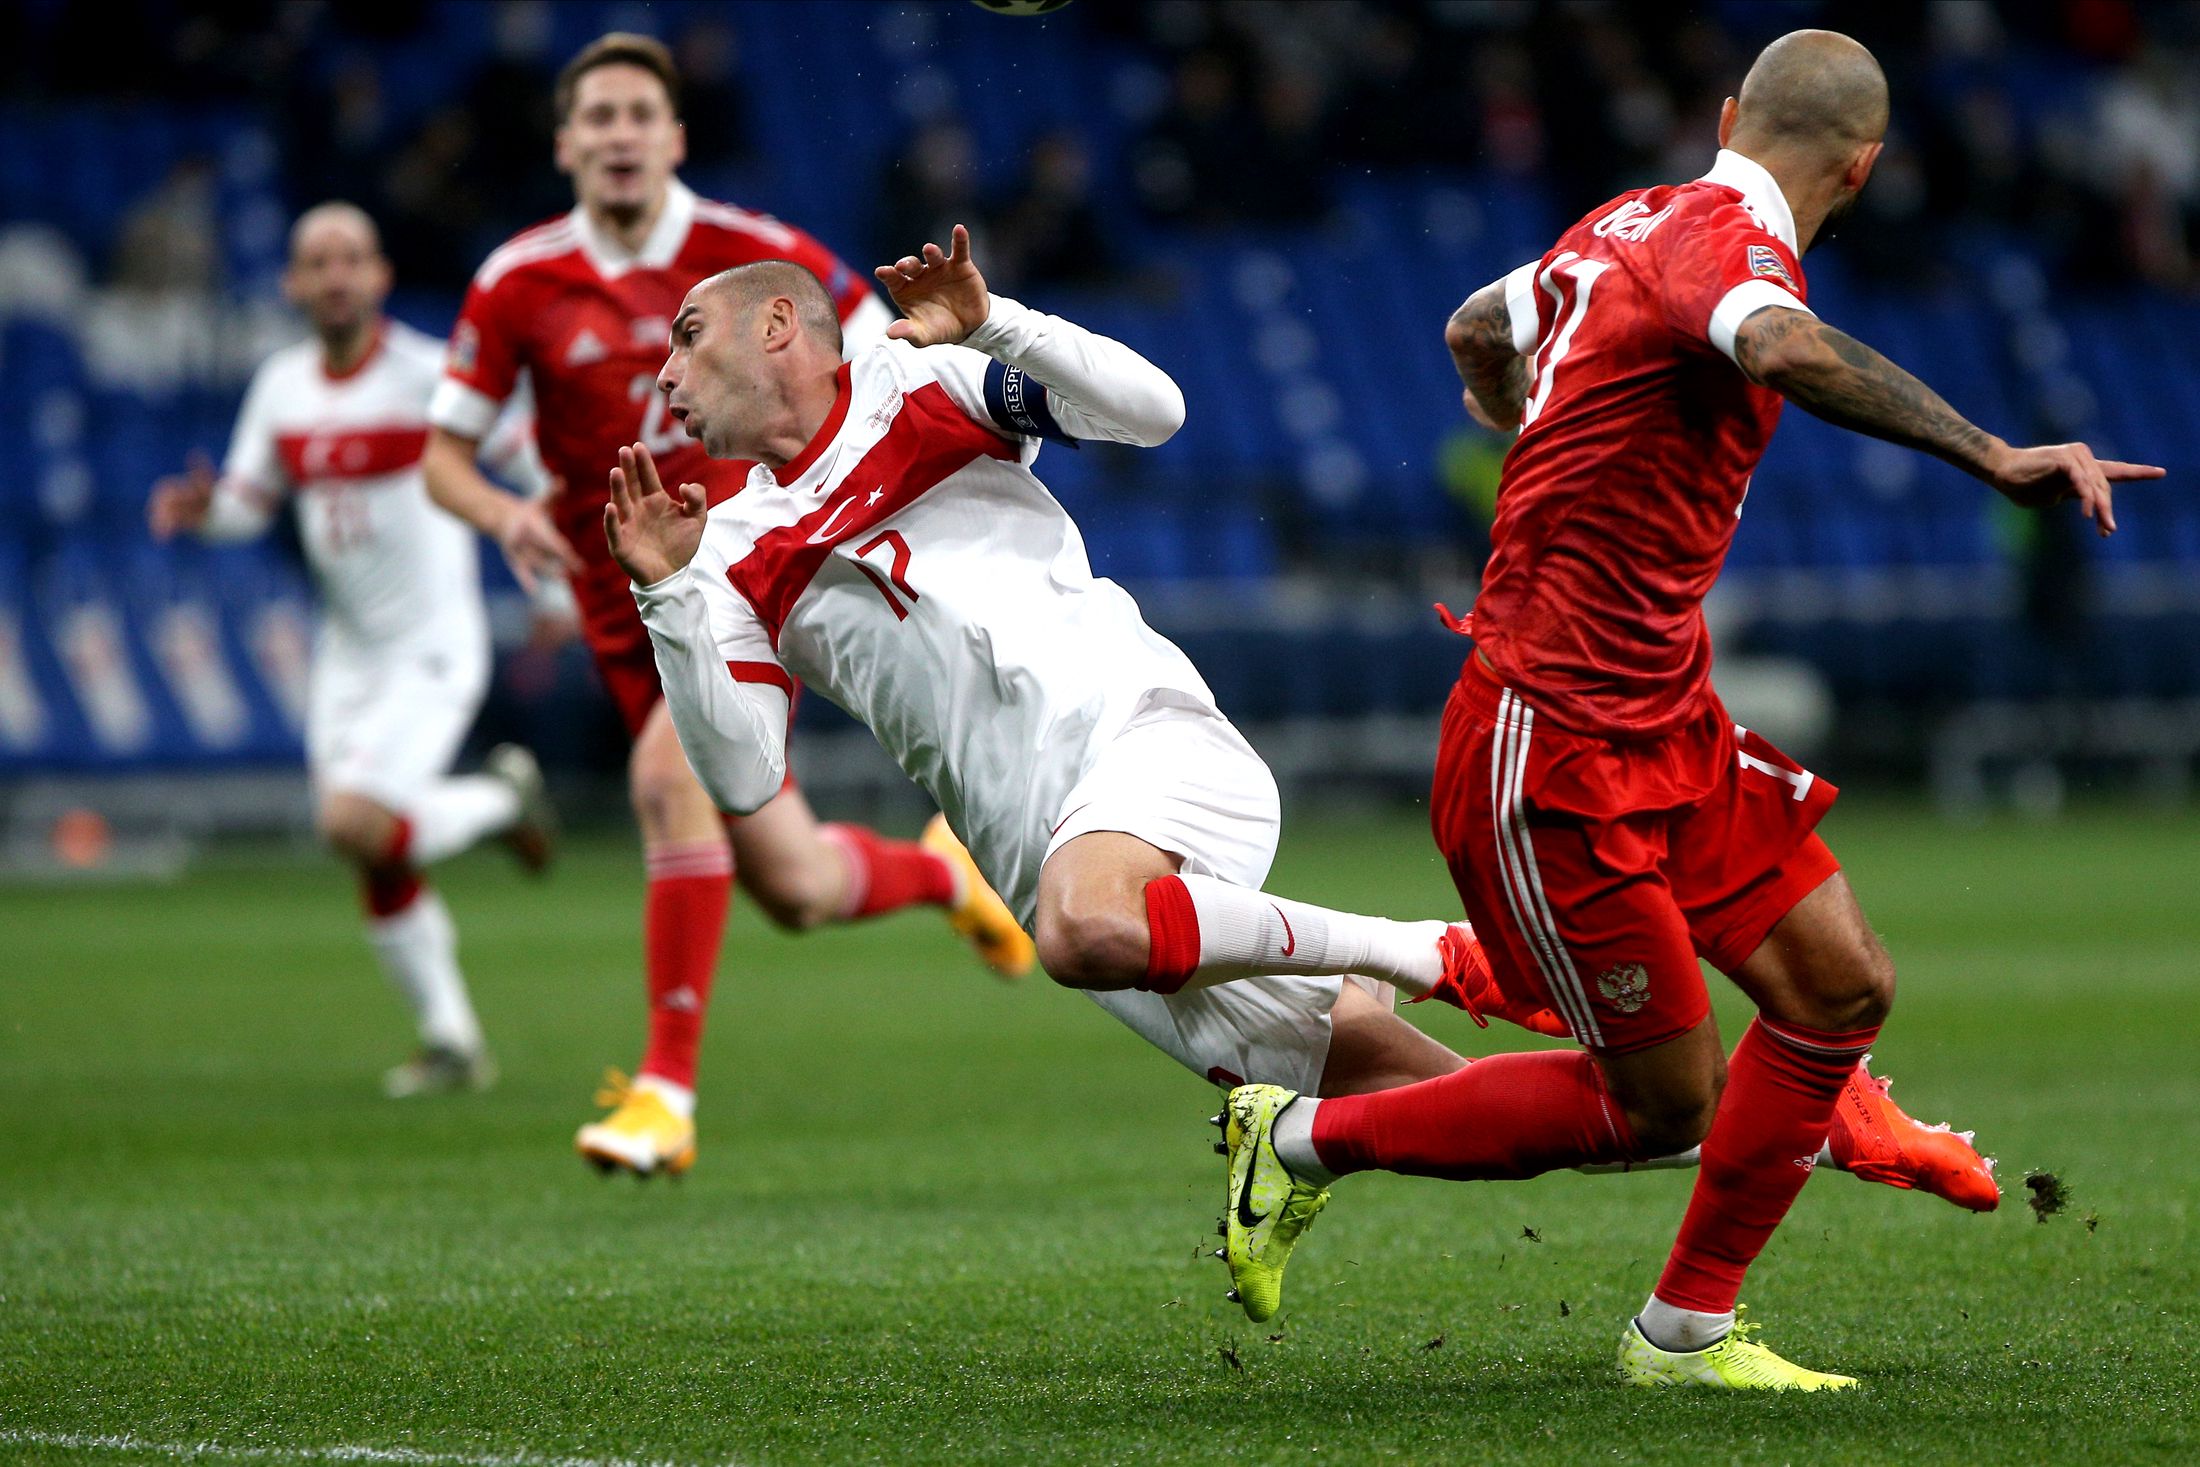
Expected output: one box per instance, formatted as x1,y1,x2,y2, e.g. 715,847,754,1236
361,862,422,918
1142,874,1200,993
1311,1049,1637,1180
819,823,958,919
638,838,735,1090
1654,1016,1880,1313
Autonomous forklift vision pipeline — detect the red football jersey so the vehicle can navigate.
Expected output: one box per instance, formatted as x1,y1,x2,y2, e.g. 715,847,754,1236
428,179,876,563
1468,149,1813,738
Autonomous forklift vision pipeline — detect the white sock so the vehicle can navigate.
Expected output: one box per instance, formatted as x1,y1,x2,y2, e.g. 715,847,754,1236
1269,1096,1337,1185
408,776,521,865
366,889,483,1054
1173,874,1448,993
635,1072,695,1119
1637,1294,1735,1353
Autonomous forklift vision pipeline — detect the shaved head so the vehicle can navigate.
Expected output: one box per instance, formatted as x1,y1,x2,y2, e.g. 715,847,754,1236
289,200,381,263
1730,30,1888,163
697,261,841,356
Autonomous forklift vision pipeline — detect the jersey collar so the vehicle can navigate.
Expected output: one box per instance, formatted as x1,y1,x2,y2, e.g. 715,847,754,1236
1699,149,1799,253
777,363,855,483
571,177,698,278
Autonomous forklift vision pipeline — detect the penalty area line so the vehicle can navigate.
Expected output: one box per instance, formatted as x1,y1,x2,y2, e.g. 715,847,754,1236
0,1430,710,1467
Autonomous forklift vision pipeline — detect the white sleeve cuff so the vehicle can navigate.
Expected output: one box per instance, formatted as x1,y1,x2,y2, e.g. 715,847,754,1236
1502,262,1542,356
631,563,697,610
1708,280,1812,363
963,294,1036,356
426,377,502,440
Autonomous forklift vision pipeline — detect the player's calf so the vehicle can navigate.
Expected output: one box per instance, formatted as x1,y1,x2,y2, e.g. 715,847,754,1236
1599,1024,1726,1159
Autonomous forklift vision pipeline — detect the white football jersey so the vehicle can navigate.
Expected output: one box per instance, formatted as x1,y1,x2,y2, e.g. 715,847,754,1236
217,320,483,650
679,335,1216,918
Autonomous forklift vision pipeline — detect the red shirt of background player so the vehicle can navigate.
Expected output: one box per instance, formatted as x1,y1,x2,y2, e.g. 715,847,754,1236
1467,151,1810,740
428,181,873,724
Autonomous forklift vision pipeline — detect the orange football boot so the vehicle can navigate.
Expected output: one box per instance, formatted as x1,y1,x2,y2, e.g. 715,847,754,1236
1828,1057,2000,1212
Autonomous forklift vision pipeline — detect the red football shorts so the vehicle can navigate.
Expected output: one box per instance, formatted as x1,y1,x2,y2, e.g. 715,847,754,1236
567,556,798,794
1431,656,1839,1055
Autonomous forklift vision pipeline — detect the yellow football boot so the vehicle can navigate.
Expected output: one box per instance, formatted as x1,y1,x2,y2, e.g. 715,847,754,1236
921,813,1035,979
575,1069,696,1179
1618,1310,1858,1392
1218,1084,1331,1324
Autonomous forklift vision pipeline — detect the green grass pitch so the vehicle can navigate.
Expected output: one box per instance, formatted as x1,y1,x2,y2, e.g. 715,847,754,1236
2,802,2194,1465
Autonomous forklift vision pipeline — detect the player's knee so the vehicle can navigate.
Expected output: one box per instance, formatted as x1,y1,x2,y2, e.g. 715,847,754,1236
1797,938,1898,1033
316,795,394,867
1032,899,1147,990
628,762,701,840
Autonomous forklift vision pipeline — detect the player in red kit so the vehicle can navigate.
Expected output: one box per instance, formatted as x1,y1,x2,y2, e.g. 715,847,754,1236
422,34,1030,1179
1213,30,2162,1388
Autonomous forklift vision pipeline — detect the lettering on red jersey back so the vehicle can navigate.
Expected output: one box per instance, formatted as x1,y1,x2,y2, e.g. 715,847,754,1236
1471,176,1807,739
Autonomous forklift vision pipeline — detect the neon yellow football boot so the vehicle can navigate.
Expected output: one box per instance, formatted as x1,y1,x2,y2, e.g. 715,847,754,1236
1217,1084,1330,1324
921,813,1035,979
1618,1310,1859,1392
575,1069,696,1179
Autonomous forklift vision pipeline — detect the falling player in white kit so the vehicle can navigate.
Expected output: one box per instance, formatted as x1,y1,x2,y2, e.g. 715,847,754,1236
149,203,556,1097
606,228,2001,1227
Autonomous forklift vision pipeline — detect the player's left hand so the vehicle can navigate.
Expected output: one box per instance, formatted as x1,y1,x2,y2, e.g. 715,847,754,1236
1983,440,2165,537
875,224,990,347
605,442,706,586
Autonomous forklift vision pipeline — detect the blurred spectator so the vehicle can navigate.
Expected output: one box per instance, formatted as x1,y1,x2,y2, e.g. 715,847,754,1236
675,19,753,170
873,119,984,263
986,131,1117,291
1132,49,1246,225
109,159,220,294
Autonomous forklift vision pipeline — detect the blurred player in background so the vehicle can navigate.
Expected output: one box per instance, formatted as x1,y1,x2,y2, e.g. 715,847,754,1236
421,34,1029,1179
1217,30,2164,1391
149,203,556,1098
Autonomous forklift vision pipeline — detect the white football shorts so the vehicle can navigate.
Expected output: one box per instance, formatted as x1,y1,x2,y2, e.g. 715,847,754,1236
306,631,489,810
1047,697,1393,1096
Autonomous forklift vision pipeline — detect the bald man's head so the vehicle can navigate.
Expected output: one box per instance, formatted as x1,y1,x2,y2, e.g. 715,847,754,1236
1730,30,1888,163
699,261,843,357
658,261,844,461
288,200,381,262
283,201,390,341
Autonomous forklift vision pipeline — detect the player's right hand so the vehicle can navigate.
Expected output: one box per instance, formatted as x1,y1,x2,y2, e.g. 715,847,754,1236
494,496,583,593
1983,440,2164,537
148,452,218,539
604,442,706,586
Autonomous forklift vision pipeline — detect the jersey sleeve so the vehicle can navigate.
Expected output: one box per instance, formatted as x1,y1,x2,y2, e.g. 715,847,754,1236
427,270,527,441
201,360,287,541
1499,259,1545,355
1658,204,1812,365
924,295,1185,456
630,529,791,816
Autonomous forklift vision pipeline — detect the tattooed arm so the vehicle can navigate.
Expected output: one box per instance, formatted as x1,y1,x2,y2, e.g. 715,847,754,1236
1732,305,2161,535
1446,279,1531,433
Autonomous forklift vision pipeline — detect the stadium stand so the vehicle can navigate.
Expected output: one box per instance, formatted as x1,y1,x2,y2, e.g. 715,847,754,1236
0,0,2192,787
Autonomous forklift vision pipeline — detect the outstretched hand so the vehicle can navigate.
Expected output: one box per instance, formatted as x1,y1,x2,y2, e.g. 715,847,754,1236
1983,440,2164,537
148,452,219,539
604,442,707,586
874,223,990,348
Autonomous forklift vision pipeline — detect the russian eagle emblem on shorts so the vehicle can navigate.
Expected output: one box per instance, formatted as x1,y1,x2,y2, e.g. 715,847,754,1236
1595,961,1652,1014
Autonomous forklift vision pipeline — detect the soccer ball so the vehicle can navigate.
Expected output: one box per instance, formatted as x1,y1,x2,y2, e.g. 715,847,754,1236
969,0,1074,14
